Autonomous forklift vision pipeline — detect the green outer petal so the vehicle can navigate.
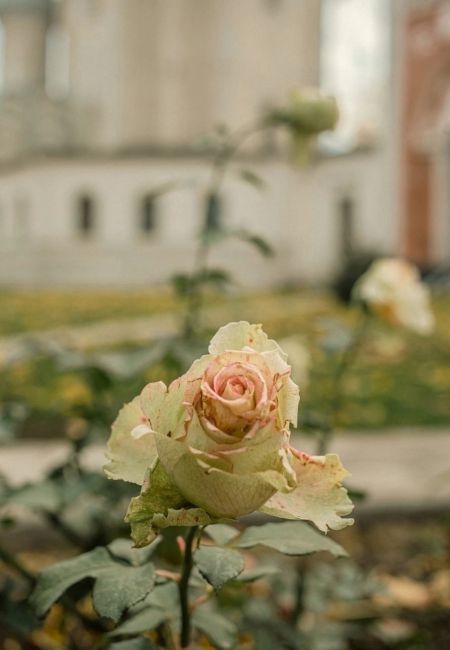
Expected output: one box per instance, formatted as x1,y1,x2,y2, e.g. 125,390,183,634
208,321,287,359
104,397,157,485
152,507,213,529
260,452,354,532
155,433,289,518
130,508,213,548
126,461,186,547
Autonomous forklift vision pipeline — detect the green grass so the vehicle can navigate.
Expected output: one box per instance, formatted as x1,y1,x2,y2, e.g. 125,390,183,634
0,288,449,431
0,288,178,336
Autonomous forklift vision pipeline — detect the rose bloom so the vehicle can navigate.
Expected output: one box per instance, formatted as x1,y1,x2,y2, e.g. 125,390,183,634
352,258,434,335
105,323,353,546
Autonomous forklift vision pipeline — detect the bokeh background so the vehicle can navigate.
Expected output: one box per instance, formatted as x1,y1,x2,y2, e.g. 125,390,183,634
0,1,450,649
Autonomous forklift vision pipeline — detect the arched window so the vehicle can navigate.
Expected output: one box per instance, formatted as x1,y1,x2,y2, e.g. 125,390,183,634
139,195,157,235
76,194,96,238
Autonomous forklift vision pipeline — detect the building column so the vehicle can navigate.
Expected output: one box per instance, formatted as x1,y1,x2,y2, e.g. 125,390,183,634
0,0,51,95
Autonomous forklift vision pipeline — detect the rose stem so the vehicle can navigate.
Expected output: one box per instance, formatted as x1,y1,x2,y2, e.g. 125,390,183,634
317,311,371,455
178,525,199,648
182,119,268,340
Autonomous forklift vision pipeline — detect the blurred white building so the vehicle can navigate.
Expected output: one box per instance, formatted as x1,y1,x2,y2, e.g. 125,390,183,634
0,0,401,287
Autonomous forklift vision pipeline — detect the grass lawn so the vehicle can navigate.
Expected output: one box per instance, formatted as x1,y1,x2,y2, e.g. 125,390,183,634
0,288,178,336
0,288,449,431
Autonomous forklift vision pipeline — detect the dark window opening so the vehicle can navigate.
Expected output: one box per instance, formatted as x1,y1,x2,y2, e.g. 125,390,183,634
205,192,223,232
14,196,30,242
339,195,354,259
140,195,157,235
77,195,95,238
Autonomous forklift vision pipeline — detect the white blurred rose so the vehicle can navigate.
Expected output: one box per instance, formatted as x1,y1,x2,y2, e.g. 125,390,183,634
352,258,434,335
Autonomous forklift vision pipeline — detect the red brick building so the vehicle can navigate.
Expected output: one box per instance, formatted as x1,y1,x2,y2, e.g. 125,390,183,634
401,0,450,266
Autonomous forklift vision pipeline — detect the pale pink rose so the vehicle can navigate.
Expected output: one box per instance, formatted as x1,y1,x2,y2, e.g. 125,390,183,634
105,322,354,540
195,352,279,443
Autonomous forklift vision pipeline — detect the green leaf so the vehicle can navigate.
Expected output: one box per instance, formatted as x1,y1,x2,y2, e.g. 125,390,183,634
197,268,232,289
171,273,195,297
235,522,347,557
0,587,39,635
30,547,156,622
193,607,238,650
195,546,244,590
236,566,280,582
92,562,155,622
235,231,274,257
107,537,161,567
171,268,232,297
6,481,61,513
110,583,178,637
238,169,266,191
109,607,168,637
30,547,112,616
109,640,158,650
205,524,239,546
144,582,179,611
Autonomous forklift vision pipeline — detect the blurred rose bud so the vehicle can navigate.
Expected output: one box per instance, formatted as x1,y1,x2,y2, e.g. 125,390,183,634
270,88,339,164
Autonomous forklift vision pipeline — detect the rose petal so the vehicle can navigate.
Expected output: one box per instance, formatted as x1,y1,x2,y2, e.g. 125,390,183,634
140,379,185,436
155,433,290,518
104,397,158,485
260,451,354,532
209,321,287,359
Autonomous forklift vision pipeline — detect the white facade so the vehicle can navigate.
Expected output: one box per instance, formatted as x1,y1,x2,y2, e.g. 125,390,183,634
0,0,396,288
0,152,394,287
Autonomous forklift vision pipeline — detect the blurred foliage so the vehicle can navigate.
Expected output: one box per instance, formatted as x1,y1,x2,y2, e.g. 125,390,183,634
0,288,178,336
0,290,449,433
1,515,449,649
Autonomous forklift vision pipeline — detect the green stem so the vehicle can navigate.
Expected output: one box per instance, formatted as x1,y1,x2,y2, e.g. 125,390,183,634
182,120,269,340
317,312,371,455
289,565,305,625
178,526,198,648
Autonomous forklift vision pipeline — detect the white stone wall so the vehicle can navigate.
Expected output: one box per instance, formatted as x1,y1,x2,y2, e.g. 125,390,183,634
0,0,399,288
62,0,321,150
0,152,393,288
2,9,48,94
